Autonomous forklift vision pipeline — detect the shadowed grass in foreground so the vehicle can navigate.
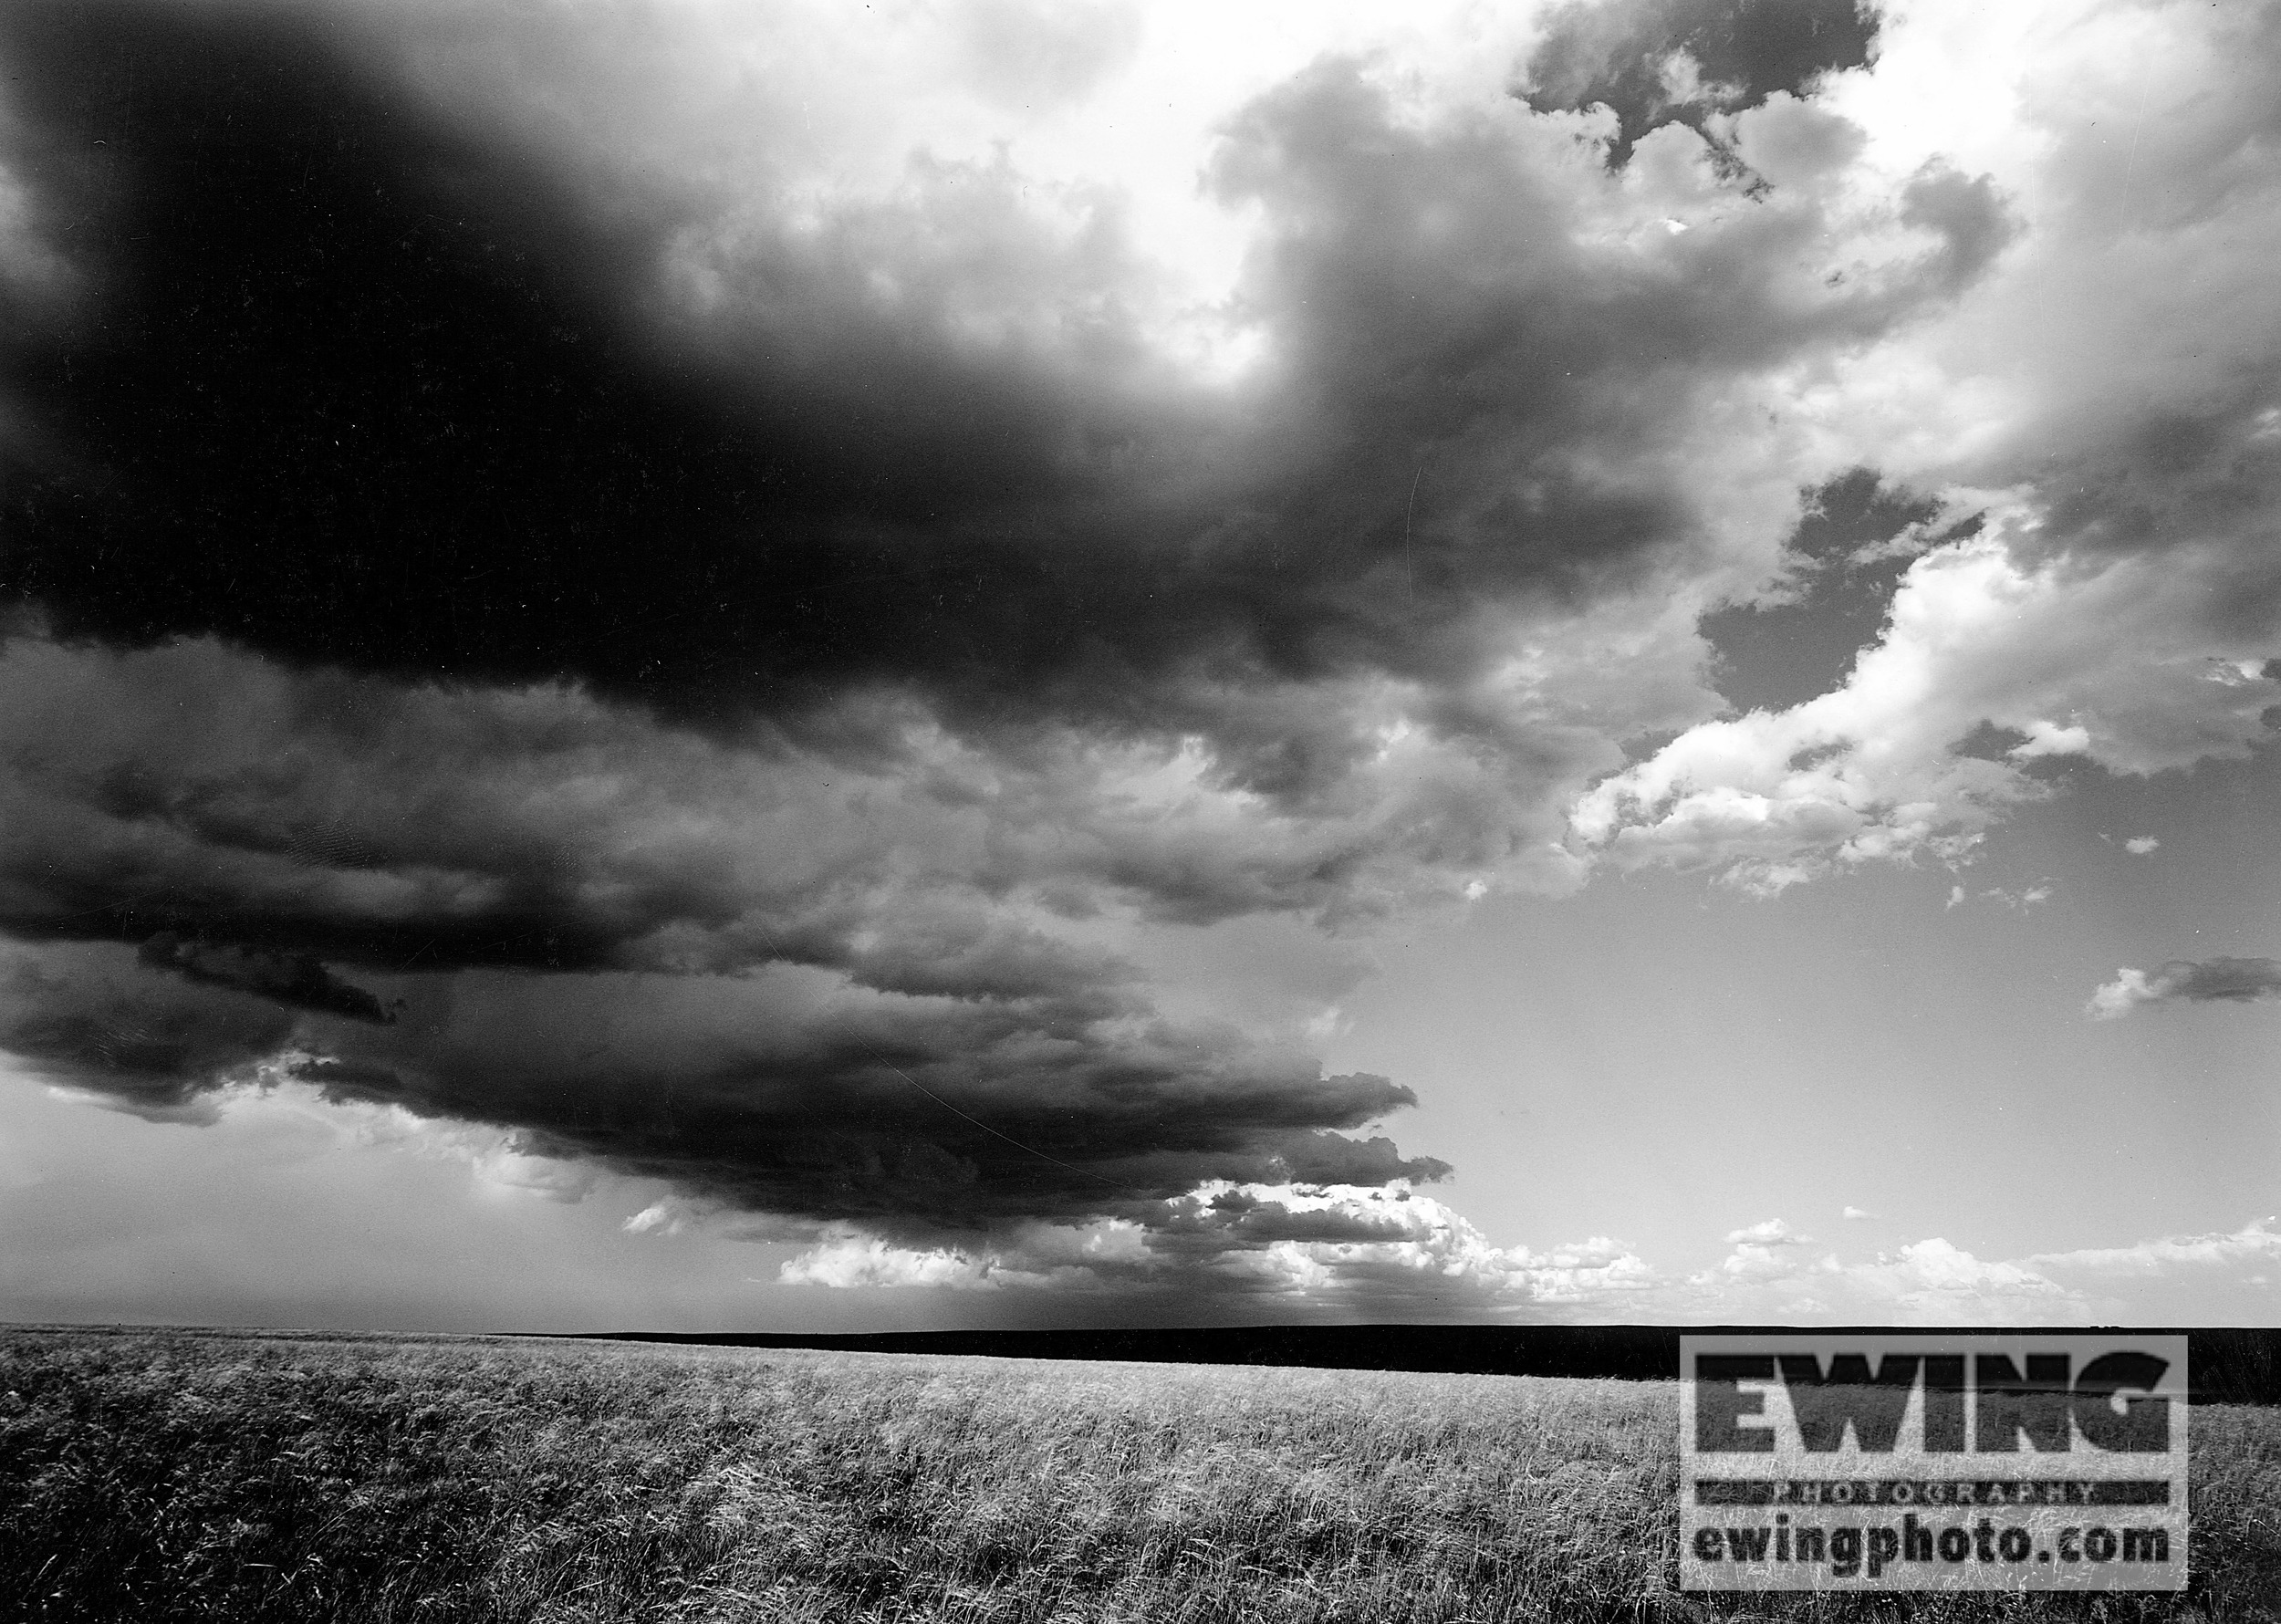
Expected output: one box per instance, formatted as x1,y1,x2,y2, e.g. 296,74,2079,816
1,1327,2276,1622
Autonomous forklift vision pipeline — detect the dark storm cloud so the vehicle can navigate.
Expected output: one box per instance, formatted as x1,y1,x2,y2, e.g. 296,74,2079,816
137,933,395,1025
1522,0,1877,162
3,934,1447,1231
394,1011,1445,1231
0,0,2015,1260
0,0,1184,721
0,0,1988,751
0,635,1392,982
0,636,1446,1228
0,942,296,1116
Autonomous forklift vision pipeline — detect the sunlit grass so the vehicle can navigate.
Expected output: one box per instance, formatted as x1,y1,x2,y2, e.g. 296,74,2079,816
2,1327,2276,1621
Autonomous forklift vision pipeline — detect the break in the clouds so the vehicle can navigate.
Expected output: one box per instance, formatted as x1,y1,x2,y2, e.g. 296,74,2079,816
4,0,2281,1306
2088,956,2281,1020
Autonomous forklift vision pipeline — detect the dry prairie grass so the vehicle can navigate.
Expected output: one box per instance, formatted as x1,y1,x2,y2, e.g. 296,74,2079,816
2,1327,2276,1622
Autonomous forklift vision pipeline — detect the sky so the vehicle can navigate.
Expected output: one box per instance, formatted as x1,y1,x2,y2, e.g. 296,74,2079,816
1,0,2278,1332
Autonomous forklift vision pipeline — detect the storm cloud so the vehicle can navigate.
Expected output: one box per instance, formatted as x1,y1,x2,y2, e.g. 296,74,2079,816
5,0,2278,1299
0,1,1997,732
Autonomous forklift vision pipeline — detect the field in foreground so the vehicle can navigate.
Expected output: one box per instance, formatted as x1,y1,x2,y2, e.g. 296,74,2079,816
2,1328,2277,1623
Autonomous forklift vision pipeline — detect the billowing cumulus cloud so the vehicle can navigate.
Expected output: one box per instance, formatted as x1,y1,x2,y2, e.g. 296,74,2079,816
1567,0,2281,888
1570,508,2281,893
4,0,2281,1301
2088,957,2281,1019
744,1192,2281,1321
768,1181,1656,1318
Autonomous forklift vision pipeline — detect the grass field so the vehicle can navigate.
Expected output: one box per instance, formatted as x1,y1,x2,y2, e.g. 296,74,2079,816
2,1327,2276,1623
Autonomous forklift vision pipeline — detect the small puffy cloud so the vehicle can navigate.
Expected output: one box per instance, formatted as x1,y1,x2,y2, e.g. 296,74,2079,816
2125,835,2161,854
2088,956,2281,1019
1713,1217,1819,1285
1841,1205,1874,1221
2087,968,2158,1019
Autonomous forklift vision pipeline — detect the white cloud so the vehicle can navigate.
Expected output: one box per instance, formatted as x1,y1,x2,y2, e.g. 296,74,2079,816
708,1190,2281,1327
2088,966,2160,1019
1669,1216,2281,1325
1566,0,2281,890
2088,956,2281,1018
1833,1239,2085,1324
761,1197,2277,1327
1674,1229,2083,1324
2026,1217,2281,1278
2125,836,2160,854
771,1180,1657,1314
1982,882,2053,911
779,1213,1160,1292
1571,533,2281,889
